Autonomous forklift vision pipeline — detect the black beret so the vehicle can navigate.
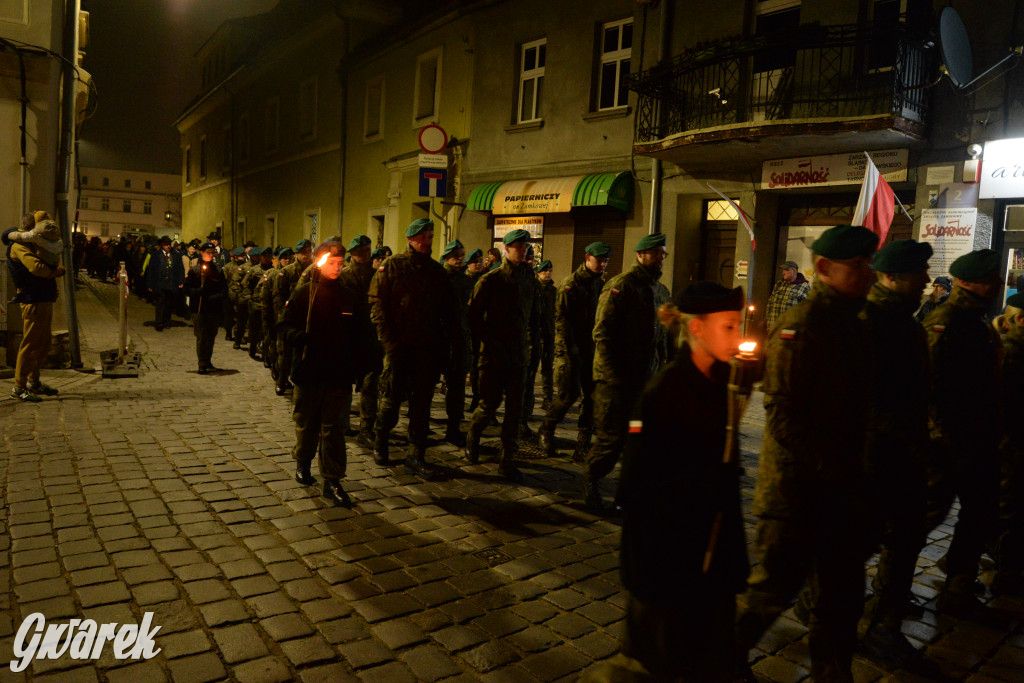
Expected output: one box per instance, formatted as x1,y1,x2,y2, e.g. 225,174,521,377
158,235,172,245
244,240,257,247
871,239,933,274
1007,292,1024,308
932,276,952,290
811,225,879,260
671,281,745,314
200,242,217,252
949,249,1000,280
207,232,221,240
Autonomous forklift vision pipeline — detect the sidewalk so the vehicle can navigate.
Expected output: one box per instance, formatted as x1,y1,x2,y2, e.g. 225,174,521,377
0,276,1021,682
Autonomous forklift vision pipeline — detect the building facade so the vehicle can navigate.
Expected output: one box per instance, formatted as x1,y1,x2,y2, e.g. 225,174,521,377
76,167,181,240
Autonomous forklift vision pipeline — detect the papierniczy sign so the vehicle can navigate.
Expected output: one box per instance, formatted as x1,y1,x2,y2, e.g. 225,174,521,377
761,149,908,189
11,613,161,672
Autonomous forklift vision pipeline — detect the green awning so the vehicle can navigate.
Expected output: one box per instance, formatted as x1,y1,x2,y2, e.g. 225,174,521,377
467,172,632,214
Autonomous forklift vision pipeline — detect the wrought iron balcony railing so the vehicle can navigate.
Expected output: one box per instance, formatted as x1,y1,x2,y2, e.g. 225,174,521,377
627,21,934,143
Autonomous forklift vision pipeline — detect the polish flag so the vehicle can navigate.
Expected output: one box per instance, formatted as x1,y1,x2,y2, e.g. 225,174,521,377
852,153,895,246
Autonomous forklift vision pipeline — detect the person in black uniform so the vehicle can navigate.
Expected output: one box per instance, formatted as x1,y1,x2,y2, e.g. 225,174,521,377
185,242,228,374
616,281,748,681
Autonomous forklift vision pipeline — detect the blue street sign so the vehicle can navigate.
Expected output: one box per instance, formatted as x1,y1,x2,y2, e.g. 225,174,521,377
419,167,447,198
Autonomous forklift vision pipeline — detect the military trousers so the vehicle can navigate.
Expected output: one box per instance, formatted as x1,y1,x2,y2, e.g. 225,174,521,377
539,332,554,400
375,351,441,448
292,383,351,480
277,339,293,387
542,356,594,434
924,443,1000,583
233,299,249,342
469,336,481,401
585,379,644,481
223,296,235,337
735,506,864,682
15,302,53,388
468,359,527,450
997,444,1024,579
263,310,277,369
444,351,469,427
358,368,380,432
247,306,264,356
192,314,221,370
521,343,543,426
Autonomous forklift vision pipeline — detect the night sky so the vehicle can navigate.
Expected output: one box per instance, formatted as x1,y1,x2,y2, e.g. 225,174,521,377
79,0,277,175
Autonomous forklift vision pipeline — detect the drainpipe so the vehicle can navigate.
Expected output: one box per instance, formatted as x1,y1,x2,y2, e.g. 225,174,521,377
56,0,82,367
336,14,350,234
647,0,671,235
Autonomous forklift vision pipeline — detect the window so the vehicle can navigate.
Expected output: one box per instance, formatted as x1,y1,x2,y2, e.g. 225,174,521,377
145,180,151,189
102,177,109,187
124,179,131,188
238,115,250,164
123,200,131,213
413,47,442,125
82,176,88,185
101,198,109,211
265,98,280,153
518,39,546,123
184,145,191,185
81,197,89,209
706,199,740,221
101,224,109,237
753,1,801,73
299,77,317,139
143,201,152,215
364,77,385,140
598,19,632,110
200,135,208,179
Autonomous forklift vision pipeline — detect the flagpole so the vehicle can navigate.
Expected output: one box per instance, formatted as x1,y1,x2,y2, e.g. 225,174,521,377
892,192,914,224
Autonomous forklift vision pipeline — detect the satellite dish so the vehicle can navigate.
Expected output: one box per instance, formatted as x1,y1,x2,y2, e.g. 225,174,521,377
938,6,1022,91
939,7,973,88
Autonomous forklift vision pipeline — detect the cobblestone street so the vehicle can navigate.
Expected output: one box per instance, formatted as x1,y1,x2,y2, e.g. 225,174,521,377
1,276,1023,682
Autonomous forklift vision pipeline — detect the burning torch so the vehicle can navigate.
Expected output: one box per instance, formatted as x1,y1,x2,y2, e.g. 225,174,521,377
703,340,759,574
302,252,330,360
197,263,208,315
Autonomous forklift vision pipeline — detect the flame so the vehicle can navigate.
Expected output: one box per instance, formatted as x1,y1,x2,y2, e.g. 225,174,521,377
316,253,329,268
747,305,755,312
739,341,757,355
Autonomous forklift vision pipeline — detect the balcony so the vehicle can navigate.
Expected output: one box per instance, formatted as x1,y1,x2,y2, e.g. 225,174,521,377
627,21,934,174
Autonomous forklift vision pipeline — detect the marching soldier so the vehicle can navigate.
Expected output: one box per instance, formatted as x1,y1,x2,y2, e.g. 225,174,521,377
921,248,1004,618
339,234,382,443
441,239,473,446
465,229,536,482
521,258,556,434
583,233,671,511
734,225,878,682
185,242,229,374
466,248,486,410
222,246,245,342
234,245,260,349
538,242,610,460
273,239,312,395
371,247,389,270
368,219,460,480
244,247,273,361
261,247,293,380
224,247,248,348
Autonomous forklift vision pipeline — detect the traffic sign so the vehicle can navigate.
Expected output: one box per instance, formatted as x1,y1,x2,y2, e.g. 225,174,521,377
418,124,448,154
418,153,448,169
419,167,447,197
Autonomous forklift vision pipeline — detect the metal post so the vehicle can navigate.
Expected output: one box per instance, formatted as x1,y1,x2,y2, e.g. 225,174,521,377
117,261,128,359
56,0,82,367
647,0,672,235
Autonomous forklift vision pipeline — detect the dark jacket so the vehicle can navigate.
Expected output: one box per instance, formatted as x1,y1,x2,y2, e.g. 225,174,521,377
146,248,185,291
4,232,60,304
555,262,605,369
278,277,373,387
184,261,227,318
469,258,536,368
619,349,749,601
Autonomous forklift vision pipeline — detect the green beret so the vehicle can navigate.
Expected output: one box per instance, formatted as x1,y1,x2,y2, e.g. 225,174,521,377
538,259,552,272
371,247,388,260
347,235,371,251
1007,292,1024,308
465,248,483,263
441,239,464,258
671,281,744,314
949,249,1000,281
871,239,933,274
503,229,531,245
405,218,434,237
585,241,612,258
248,246,263,256
231,246,245,257
811,225,879,260
294,238,312,251
635,232,666,252
278,247,294,259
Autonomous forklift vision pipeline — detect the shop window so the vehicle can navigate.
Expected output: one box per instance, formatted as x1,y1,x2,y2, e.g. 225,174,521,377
518,38,546,123
597,19,632,110
413,47,442,125
364,77,385,141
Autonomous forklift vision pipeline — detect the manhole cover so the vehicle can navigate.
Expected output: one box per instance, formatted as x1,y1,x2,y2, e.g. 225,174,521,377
516,442,547,460
473,548,513,565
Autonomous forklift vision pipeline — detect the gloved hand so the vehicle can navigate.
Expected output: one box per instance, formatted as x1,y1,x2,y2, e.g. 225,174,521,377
1,227,16,246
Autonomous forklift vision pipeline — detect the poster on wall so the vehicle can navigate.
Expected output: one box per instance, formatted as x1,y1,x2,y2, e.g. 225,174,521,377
493,216,543,240
919,207,978,277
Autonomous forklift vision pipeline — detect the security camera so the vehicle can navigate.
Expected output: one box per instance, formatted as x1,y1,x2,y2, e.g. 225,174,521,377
968,143,983,159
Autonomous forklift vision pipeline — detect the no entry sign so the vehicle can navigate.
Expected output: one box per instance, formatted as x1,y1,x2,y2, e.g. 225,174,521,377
418,124,448,154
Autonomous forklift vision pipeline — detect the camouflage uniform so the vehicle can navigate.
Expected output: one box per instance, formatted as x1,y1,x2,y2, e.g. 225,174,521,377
521,277,556,428
258,265,279,375
272,260,305,392
995,322,1024,593
340,259,382,435
221,258,238,341
585,263,670,483
921,287,1003,596
226,258,250,346
243,262,272,359
466,258,536,468
734,279,873,681
468,267,488,406
444,263,474,435
369,247,459,468
540,263,605,456
858,281,930,633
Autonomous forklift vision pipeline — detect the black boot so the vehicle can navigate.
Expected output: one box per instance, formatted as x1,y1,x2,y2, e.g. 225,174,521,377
406,446,438,481
356,426,374,448
275,383,288,396
518,423,535,441
373,432,389,466
469,395,480,412
295,462,316,486
465,433,480,465
233,340,241,350
444,421,466,448
499,446,523,483
573,430,592,463
323,479,352,507
538,424,556,457
582,477,604,512
226,332,233,342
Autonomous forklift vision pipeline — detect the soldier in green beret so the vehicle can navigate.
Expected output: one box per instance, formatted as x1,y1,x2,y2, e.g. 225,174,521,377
856,239,934,667
440,239,473,446
222,246,246,342
735,224,878,682
341,235,383,439
465,248,487,409
262,247,293,382
992,292,1024,598
243,248,273,361
368,218,460,480
539,241,610,460
919,248,1004,618
464,229,536,481
228,246,255,349
273,239,313,395
521,258,557,432
583,232,671,510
